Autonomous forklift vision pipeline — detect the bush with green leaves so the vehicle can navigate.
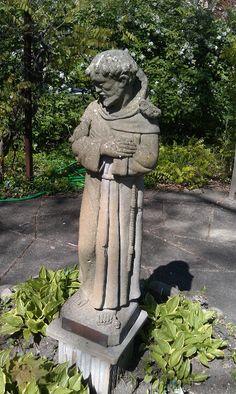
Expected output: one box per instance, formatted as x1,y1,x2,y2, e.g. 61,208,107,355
143,293,227,394
79,0,235,144
145,138,224,189
0,145,85,199
0,266,79,341
33,92,91,152
0,350,89,394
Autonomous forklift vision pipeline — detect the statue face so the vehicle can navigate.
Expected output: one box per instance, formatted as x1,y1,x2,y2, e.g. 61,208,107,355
91,72,127,110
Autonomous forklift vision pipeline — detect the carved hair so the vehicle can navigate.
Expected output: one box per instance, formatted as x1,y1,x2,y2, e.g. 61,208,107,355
86,49,138,82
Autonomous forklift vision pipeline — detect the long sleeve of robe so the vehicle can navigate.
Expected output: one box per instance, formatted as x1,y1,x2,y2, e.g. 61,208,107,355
71,97,159,310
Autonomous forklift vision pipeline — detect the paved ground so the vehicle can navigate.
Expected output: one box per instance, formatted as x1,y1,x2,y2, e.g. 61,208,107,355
0,188,236,392
1,188,235,322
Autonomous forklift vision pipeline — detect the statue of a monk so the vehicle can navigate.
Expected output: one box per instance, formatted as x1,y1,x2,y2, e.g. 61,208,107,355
70,50,160,328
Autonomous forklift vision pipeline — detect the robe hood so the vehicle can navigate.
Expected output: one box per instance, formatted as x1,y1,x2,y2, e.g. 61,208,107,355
96,69,161,134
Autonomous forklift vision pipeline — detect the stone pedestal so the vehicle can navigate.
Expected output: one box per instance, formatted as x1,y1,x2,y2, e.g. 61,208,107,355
47,310,147,394
60,292,141,346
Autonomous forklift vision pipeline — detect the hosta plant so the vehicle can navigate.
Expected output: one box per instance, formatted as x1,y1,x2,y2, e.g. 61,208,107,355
143,294,227,394
0,350,89,393
0,266,79,341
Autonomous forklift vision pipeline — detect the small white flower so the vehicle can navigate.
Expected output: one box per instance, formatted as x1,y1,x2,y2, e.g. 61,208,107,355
148,41,154,46
59,71,65,78
139,54,145,60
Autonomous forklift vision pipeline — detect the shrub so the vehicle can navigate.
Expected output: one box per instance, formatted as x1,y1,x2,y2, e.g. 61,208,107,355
145,138,223,189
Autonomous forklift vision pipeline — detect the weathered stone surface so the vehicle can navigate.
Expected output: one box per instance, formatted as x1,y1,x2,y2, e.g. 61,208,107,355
62,49,160,333
61,299,140,346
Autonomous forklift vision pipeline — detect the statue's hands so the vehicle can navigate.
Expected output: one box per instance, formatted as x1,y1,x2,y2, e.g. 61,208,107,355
100,140,137,158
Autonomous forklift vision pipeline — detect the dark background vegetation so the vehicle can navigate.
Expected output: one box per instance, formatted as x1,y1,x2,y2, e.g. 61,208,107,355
0,0,236,196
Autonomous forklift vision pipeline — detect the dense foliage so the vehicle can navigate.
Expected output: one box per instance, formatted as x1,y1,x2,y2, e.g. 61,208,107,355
145,138,225,189
0,0,236,191
0,351,89,394
0,266,79,340
78,0,236,143
143,293,227,393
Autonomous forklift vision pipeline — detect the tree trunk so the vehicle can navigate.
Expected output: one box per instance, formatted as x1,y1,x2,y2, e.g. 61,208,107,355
23,10,33,180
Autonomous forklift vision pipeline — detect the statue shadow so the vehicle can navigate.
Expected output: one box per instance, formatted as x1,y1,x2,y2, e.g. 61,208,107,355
126,261,193,372
141,260,194,302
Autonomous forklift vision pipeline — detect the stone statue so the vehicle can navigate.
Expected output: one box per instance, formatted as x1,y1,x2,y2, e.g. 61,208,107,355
65,49,160,337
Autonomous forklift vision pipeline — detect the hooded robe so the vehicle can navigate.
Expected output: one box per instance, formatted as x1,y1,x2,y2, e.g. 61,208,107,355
71,70,159,310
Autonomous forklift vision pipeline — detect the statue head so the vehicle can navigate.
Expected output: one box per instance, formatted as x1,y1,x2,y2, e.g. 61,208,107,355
86,50,139,111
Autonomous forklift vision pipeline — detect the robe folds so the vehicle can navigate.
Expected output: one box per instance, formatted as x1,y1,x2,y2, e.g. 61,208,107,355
71,76,160,311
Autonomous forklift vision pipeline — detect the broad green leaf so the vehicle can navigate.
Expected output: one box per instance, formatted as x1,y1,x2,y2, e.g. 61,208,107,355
151,352,167,370
16,298,26,316
0,323,21,335
178,359,187,380
0,367,6,393
154,330,172,343
192,373,209,383
26,319,47,334
51,388,72,394
165,295,180,314
158,340,171,355
165,318,177,338
173,332,185,350
68,374,82,391
167,369,175,380
23,328,32,342
51,363,69,386
152,379,159,390
209,348,224,358
168,349,183,368
144,374,152,384
0,313,23,327
39,266,47,279
22,381,40,394
0,349,11,369
198,352,209,367
43,301,61,318
184,346,197,357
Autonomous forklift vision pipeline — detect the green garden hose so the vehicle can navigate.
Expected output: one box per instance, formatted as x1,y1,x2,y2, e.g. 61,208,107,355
0,163,86,202
0,191,46,202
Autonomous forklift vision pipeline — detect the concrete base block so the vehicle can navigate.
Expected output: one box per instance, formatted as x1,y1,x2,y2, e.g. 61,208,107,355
47,310,147,394
61,295,140,346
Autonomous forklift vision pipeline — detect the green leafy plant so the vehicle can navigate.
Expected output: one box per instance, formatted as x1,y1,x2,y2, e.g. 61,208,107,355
0,350,89,393
0,266,79,341
0,145,85,199
143,294,227,393
145,138,224,189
